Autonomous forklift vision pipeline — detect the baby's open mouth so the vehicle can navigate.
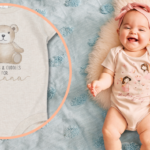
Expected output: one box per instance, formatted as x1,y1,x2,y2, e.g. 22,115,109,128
128,37,138,42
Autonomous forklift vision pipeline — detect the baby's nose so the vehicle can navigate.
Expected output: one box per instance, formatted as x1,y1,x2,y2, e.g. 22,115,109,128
130,30,137,34
131,32,136,35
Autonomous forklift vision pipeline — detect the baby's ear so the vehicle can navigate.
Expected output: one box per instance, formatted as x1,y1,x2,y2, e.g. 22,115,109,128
116,28,119,35
148,38,150,45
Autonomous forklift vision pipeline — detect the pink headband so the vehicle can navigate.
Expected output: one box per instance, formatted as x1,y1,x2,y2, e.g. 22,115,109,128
115,2,150,28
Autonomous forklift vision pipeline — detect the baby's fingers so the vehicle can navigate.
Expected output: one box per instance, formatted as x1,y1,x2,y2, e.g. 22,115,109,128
93,87,102,97
91,89,96,97
87,84,91,89
91,80,97,89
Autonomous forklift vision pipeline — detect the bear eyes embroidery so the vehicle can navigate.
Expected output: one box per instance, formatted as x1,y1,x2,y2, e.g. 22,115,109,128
8,32,10,34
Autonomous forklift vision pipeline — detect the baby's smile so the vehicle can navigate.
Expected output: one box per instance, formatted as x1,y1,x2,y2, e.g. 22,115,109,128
127,37,138,42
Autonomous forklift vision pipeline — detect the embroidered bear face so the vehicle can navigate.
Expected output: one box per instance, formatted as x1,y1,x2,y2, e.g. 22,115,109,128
0,24,18,44
0,24,24,64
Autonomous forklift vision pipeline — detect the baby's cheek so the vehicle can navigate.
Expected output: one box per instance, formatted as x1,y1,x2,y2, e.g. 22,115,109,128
119,31,127,42
140,34,149,43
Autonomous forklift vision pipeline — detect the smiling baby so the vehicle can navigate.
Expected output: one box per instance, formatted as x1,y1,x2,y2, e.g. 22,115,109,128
87,2,150,150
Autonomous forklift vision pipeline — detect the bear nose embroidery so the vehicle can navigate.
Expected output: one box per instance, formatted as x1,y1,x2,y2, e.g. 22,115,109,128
2,34,5,37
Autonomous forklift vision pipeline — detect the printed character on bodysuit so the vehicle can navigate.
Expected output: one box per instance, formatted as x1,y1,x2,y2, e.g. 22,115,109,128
121,76,131,94
141,63,150,80
141,63,149,72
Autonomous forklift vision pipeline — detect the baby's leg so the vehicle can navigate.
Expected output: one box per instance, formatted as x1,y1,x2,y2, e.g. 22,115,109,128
137,113,150,150
102,107,127,150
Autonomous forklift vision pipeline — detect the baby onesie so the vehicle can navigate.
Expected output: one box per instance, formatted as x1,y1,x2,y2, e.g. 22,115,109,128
101,45,150,131
0,6,56,136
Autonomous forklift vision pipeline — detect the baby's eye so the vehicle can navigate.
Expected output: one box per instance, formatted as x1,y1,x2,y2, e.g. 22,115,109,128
139,29,144,31
125,27,130,29
8,32,10,34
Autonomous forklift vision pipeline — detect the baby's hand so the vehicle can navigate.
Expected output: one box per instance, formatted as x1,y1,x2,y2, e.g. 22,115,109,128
87,80,103,97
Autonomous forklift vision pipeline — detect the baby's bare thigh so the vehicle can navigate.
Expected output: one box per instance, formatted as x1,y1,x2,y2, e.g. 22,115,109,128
103,107,127,134
137,113,150,134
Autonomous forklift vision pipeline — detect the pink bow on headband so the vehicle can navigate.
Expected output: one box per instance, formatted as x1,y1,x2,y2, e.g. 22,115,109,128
115,2,150,28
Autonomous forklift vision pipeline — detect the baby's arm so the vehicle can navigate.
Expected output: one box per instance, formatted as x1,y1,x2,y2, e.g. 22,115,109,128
87,67,114,97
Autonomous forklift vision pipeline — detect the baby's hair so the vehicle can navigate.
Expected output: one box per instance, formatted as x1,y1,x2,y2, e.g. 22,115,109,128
141,63,149,72
122,76,131,84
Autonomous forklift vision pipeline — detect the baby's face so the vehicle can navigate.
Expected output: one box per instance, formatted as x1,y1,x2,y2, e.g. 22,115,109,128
117,10,150,52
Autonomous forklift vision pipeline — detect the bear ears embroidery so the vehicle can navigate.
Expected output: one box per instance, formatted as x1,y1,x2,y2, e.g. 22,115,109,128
10,24,19,33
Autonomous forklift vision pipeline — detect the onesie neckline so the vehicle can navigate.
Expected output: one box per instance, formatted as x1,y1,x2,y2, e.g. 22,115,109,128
121,46,148,59
0,6,20,14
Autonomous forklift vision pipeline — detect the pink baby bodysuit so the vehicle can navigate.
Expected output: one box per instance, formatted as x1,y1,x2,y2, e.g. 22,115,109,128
101,45,150,131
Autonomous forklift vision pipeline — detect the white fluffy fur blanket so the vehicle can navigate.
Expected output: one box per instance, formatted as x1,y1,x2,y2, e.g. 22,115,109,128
86,0,150,110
